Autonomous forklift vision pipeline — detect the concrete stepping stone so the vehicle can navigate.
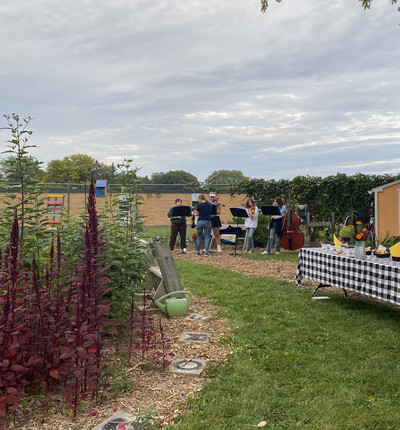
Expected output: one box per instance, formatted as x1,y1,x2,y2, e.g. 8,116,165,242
187,314,209,321
178,332,210,342
168,358,207,376
93,411,143,430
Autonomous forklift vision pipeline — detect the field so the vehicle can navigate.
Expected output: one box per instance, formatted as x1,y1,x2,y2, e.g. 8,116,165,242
0,192,248,226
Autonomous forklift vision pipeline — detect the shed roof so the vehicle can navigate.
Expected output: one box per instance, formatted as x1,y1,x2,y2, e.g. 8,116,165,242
95,180,107,188
370,179,400,193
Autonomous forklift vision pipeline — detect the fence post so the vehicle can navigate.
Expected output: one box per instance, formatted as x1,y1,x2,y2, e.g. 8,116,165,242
67,183,71,220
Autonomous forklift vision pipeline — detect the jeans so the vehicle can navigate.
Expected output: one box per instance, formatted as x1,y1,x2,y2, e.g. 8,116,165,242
266,223,281,253
196,220,212,253
245,227,256,251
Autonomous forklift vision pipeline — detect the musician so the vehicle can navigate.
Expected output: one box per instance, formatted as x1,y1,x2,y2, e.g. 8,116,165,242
167,198,187,254
244,198,259,253
193,194,212,256
209,191,222,253
261,197,286,255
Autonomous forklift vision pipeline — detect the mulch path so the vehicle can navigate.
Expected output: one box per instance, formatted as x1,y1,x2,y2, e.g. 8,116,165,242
8,247,341,430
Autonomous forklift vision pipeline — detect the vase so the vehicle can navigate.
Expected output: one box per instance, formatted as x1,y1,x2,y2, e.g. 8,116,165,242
354,241,366,260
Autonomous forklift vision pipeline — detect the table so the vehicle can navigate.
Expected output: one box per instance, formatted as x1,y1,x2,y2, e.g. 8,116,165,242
296,248,400,306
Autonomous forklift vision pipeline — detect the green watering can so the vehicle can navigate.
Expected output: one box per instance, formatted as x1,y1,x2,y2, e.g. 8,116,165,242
148,291,192,318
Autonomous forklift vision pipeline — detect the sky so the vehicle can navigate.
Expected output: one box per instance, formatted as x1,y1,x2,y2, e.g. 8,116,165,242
0,0,399,182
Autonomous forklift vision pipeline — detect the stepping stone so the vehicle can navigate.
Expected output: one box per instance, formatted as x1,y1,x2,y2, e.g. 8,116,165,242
168,358,207,376
93,411,143,430
312,296,331,301
187,314,209,321
179,332,211,342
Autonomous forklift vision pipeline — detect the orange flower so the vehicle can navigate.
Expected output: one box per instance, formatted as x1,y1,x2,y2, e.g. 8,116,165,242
356,221,362,225
356,233,363,240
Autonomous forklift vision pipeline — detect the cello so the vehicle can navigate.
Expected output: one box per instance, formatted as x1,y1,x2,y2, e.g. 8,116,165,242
280,187,304,251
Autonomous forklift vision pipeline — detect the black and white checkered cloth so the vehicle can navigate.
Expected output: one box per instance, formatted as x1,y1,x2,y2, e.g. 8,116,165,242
296,248,400,305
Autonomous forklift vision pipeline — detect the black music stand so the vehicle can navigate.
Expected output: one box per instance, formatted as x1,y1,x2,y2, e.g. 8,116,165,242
229,207,248,256
261,205,281,216
171,206,192,217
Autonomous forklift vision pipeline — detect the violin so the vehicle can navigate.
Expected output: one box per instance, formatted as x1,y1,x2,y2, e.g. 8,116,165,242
280,187,304,251
214,201,225,207
247,206,256,217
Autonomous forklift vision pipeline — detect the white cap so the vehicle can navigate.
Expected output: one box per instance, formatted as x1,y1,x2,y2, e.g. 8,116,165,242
209,192,216,197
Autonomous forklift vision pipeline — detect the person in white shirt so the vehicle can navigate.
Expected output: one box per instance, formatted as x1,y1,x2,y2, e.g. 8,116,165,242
244,198,259,252
262,197,286,255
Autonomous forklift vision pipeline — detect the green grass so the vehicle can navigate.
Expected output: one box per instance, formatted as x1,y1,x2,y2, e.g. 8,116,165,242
167,260,400,430
142,225,171,241
245,249,300,263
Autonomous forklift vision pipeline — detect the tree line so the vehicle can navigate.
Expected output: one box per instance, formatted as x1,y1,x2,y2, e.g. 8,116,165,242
0,152,250,186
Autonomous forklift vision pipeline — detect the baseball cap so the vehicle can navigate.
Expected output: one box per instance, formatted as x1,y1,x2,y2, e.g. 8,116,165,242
209,192,216,197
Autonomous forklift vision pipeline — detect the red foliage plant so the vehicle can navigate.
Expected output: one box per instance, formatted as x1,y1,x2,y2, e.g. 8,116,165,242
0,177,117,425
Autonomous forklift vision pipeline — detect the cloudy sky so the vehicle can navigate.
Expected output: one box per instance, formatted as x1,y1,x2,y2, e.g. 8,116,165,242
1,0,399,182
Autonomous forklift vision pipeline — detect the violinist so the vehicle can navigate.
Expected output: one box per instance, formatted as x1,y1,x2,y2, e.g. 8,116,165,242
244,198,259,253
209,191,223,253
261,197,286,255
167,198,187,254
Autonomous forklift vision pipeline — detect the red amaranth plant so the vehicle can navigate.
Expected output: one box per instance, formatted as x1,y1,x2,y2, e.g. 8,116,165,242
0,211,32,422
60,175,117,417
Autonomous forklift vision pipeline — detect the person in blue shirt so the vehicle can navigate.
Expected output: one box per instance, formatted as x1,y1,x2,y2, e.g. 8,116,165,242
193,194,212,256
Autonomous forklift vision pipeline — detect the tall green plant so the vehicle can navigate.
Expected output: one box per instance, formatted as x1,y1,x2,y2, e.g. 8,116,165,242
98,160,150,321
0,115,47,259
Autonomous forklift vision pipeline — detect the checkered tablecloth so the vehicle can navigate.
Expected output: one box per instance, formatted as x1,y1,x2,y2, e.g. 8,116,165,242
296,248,400,305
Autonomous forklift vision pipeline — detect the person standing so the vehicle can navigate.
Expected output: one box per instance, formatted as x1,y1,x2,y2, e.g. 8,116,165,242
167,198,187,253
244,198,259,252
194,194,212,256
209,191,223,253
262,197,286,255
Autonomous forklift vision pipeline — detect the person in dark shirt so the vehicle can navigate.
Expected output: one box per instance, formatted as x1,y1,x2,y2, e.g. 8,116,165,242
167,198,187,253
193,194,212,256
209,191,223,252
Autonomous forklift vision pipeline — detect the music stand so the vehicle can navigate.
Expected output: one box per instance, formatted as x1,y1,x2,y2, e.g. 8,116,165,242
229,207,248,256
171,206,192,217
260,205,282,216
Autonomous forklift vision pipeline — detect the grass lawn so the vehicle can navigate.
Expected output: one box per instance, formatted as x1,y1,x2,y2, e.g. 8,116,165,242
167,259,400,430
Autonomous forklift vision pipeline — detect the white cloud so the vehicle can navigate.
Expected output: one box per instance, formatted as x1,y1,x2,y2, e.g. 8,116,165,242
0,0,399,181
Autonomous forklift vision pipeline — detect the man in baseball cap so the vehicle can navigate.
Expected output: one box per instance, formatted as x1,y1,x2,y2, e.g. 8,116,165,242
209,191,222,252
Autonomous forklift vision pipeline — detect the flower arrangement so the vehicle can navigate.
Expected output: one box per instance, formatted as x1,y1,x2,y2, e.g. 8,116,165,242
351,217,374,241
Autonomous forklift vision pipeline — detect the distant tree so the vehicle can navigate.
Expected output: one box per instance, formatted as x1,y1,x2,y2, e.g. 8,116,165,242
205,170,249,186
93,161,119,182
0,155,45,182
136,175,151,184
151,170,198,184
45,154,97,183
261,0,398,13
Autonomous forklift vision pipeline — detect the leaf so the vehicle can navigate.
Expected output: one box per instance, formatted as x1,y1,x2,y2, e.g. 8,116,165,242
49,369,59,379
7,349,17,358
10,364,24,373
6,387,18,395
